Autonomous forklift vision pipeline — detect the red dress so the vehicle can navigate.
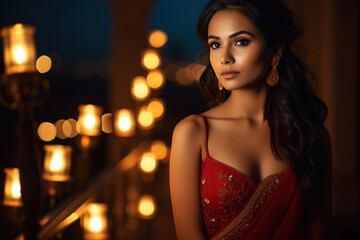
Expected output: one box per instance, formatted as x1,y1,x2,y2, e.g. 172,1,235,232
199,115,304,240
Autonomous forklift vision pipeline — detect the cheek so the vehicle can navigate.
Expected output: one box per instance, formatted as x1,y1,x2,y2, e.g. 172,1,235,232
209,53,221,77
237,48,269,76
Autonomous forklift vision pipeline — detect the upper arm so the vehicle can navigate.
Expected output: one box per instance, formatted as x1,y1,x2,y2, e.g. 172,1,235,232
169,115,206,240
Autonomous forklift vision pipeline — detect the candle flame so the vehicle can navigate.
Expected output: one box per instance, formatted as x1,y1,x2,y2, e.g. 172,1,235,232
11,181,21,199
118,116,131,131
89,216,103,232
50,150,64,172
84,114,96,129
13,45,27,64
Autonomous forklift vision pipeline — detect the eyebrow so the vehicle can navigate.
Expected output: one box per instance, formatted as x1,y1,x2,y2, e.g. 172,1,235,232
208,30,254,40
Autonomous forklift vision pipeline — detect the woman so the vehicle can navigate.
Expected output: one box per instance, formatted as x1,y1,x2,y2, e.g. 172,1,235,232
169,0,332,239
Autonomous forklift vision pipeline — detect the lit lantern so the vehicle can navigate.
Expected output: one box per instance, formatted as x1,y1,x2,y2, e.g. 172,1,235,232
43,145,72,182
78,104,103,136
138,106,154,130
2,168,22,207
139,152,157,174
146,70,165,89
147,98,165,120
1,23,37,75
148,30,167,48
137,194,156,219
131,76,150,101
82,203,109,240
150,140,168,160
114,109,135,137
141,49,161,70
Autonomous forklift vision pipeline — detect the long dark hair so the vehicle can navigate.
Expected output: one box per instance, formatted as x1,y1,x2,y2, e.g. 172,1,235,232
196,0,329,205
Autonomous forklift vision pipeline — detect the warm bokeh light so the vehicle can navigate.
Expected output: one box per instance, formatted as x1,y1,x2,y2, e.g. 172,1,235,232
138,195,156,219
101,113,113,133
138,107,154,130
151,140,168,160
139,152,158,174
3,168,22,207
142,49,161,70
1,23,37,74
65,118,79,138
193,64,206,81
148,30,167,48
114,109,135,137
62,120,72,138
38,122,57,142
146,69,165,89
55,119,67,139
43,145,72,182
131,76,150,100
78,104,103,136
147,98,165,119
82,203,109,239
36,55,52,73
176,67,194,85
81,136,91,149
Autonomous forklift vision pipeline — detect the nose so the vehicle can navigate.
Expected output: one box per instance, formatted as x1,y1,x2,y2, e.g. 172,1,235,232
220,50,235,65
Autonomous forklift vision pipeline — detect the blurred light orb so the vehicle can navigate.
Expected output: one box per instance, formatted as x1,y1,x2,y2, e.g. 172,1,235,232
138,195,156,219
101,113,113,133
89,216,102,232
146,70,165,89
142,49,161,70
62,120,72,138
118,116,132,131
38,122,57,142
138,107,154,129
147,99,165,119
139,152,157,174
132,76,150,100
55,119,67,139
149,30,167,48
36,55,52,73
66,118,79,138
84,114,96,129
151,140,168,160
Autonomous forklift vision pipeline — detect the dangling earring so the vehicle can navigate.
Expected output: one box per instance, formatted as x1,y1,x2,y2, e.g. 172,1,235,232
218,80,223,90
266,54,280,86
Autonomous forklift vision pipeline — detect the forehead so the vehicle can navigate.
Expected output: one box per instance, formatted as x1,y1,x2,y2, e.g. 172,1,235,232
208,9,261,37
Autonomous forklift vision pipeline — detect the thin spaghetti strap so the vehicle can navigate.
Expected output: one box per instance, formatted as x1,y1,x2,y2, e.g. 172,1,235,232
199,114,209,156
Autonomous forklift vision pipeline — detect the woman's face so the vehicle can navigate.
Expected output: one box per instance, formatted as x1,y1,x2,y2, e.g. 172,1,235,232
208,9,271,90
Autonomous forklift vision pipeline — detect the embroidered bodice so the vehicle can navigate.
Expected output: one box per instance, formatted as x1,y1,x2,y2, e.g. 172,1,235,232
199,115,285,238
200,155,258,237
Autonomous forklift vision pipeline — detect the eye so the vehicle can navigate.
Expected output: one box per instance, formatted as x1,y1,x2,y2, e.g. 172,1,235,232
235,39,250,46
209,42,221,49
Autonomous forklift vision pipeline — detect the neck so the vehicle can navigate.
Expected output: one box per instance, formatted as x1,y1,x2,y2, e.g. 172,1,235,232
223,84,268,123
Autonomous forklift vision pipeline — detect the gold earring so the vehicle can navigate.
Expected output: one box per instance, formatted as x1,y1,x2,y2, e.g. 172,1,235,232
266,54,280,86
218,80,223,90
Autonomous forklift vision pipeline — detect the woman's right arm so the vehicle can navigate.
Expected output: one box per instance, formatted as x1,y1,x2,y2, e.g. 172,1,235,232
170,115,207,240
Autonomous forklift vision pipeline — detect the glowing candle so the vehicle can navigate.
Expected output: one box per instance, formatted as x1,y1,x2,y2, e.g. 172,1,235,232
3,168,22,207
114,109,135,137
43,145,72,182
82,203,109,239
78,105,103,136
1,23,37,74
138,195,156,219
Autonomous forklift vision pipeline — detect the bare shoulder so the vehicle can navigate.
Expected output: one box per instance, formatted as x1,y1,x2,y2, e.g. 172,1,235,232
172,114,204,140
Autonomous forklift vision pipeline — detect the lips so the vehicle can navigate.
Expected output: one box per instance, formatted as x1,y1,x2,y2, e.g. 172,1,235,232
221,70,239,80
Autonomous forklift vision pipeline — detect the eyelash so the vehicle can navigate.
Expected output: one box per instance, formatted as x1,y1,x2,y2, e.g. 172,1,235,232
209,38,250,49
